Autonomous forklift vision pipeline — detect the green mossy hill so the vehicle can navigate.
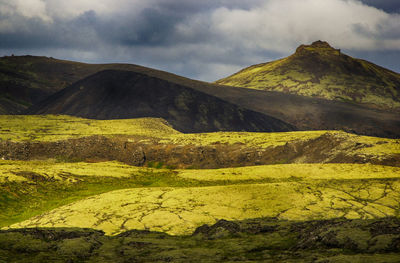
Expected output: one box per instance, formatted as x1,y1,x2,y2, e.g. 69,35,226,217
216,40,400,111
1,218,400,262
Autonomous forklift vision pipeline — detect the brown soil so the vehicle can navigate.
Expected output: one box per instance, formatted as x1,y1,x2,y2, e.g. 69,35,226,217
1,134,398,168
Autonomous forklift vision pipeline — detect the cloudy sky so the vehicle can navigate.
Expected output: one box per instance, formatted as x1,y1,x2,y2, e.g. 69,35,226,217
0,0,399,81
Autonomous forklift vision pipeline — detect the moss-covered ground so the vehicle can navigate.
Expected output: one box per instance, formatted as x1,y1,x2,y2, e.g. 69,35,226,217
1,115,399,157
1,160,399,236
0,115,178,141
1,115,400,261
1,217,400,262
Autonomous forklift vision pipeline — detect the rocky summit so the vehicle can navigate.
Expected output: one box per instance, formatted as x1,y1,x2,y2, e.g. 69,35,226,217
216,41,400,111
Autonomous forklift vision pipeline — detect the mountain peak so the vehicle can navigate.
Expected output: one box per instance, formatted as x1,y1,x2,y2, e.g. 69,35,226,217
295,40,338,55
310,40,333,48
216,41,400,111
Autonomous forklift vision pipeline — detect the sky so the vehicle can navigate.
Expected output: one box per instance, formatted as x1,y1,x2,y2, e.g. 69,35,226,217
0,0,399,81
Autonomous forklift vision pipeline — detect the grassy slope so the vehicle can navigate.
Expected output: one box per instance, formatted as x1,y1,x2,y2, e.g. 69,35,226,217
1,115,399,158
0,115,399,262
0,115,179,141
0,161,208,228
1,160,400,235
0,115,399,261
216,41,400,111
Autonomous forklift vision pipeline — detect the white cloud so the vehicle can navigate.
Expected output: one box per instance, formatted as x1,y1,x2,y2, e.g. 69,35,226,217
178,0,400,52
0,0,399,80
0,0,51,21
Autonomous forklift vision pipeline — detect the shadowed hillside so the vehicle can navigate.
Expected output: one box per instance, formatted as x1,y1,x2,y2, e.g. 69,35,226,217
26,70,294,133
216,41,400,111
2,55,400,137
191,84,400,138
0,55,222,114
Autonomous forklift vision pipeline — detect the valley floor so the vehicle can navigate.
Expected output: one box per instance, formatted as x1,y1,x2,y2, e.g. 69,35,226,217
0,115,400,262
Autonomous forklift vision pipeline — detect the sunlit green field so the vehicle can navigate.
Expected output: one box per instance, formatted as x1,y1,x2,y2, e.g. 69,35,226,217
1,160,399,235
0,115,399,237
1,114,400,261
0,115,179,141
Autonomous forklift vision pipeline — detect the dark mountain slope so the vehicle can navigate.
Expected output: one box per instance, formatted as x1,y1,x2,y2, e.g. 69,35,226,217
3,55,400,137
27,70,294,133
0,55,223,113
189,84,400,138
216,41,400,112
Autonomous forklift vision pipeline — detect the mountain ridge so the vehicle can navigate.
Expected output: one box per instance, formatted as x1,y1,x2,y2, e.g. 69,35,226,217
27,69,295,133
1,53,400,137
216,40,400,111
0,55,222,114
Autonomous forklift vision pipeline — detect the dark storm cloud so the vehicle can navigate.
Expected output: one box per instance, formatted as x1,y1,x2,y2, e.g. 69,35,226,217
359,0,400,13
0,11,99,49
94,0,263,47
100,8,183,46
0,0,399,81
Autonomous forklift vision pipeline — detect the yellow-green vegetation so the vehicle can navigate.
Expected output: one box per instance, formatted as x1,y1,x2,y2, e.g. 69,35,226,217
163,130,327,148
0,115,179,141
318,131,400,158
3,160,399,235
2,55,400,262
216,41,400,110
0,160,143,183
0,160,206,228
9,179,400,235
0,114,399,263
3,218,400,262
168,130,400,157
1,115,399,158
0,114,325,147
178,163,400,181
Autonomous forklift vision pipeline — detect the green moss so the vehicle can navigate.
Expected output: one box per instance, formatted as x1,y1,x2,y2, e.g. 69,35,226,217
0,163,209,228
0,115,179,142
216,42,400,110
2,160,400,234
1,218,400,262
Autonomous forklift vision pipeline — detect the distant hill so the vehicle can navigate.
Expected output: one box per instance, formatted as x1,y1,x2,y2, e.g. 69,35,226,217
216,41,400,111
2,55,400,137
0,55,220,114
27,70,295,133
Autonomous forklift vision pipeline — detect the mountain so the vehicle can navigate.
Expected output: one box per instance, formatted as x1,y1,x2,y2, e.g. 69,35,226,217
216,41,400,112
0,56,198,113
191,84,400,138
2,55,400,137
27,70,295,133
0,55,230,114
